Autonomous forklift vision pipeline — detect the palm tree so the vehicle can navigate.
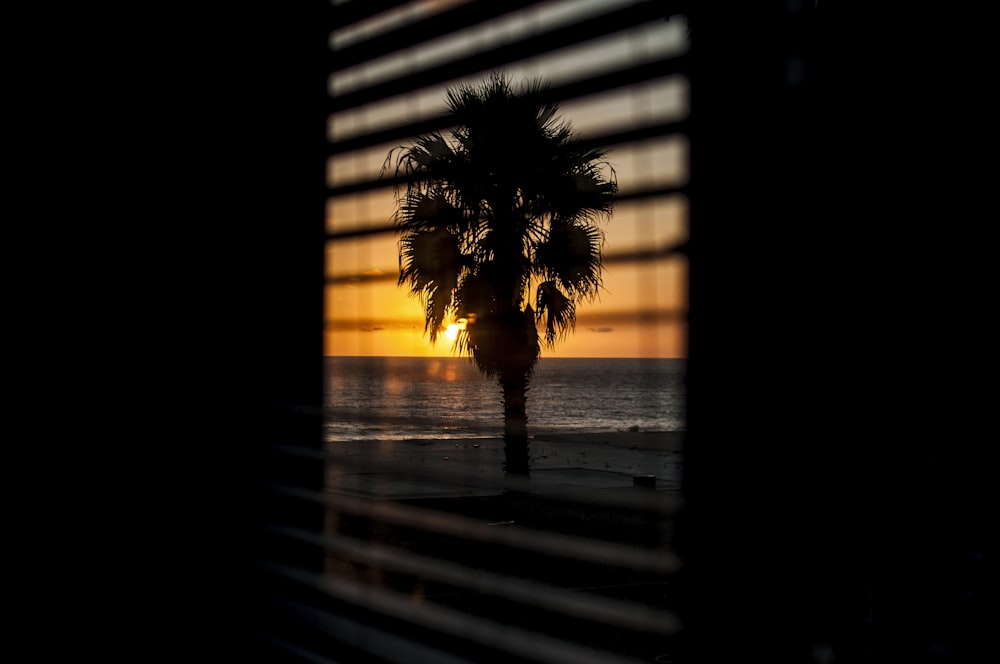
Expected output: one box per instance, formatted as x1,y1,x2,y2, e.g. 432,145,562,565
388,73,617,478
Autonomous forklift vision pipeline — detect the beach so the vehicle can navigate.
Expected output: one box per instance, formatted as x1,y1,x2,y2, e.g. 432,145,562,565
325,429,684,501
322,429,685,661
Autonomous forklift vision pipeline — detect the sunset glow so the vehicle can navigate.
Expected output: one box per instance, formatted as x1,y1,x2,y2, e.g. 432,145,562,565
325,10,690,359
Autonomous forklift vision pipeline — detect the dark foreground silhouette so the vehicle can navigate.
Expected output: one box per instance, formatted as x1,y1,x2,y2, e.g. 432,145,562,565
389,73,617,478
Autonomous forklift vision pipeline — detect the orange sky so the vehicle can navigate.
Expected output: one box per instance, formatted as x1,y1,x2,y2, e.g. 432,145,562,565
326,6,689,358
323,192,689,358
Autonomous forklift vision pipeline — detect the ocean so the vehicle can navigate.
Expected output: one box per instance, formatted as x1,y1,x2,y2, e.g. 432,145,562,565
323,356,685,443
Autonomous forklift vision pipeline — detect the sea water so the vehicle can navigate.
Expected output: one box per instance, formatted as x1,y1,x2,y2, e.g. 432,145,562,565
323,356,685,443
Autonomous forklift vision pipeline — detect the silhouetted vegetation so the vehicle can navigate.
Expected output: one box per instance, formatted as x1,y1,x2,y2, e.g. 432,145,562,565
388,73,617,477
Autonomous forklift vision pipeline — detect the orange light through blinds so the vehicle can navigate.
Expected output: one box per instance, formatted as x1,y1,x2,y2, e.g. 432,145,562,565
244,2,910,662
274,2,693,662
324,1,689,359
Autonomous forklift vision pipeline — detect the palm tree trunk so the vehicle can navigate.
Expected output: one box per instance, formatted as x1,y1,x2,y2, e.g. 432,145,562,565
499,371,530,477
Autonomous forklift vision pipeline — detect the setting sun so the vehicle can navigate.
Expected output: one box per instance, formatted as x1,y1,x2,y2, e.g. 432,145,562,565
444,318,468,342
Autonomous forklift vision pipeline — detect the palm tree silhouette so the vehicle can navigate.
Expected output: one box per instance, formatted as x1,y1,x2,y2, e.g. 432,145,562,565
388,73,617,478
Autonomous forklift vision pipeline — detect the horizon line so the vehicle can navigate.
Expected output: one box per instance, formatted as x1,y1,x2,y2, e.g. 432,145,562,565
324,354,687,360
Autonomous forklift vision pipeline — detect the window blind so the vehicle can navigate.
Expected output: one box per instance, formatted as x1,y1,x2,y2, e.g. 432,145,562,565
238,1,906,662
254,2,693,662
246,2,991,661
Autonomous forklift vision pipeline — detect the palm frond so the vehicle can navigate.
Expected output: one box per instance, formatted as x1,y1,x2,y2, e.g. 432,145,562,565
396,193,463,232
398,227,463,341
535,280,576,347
390,72,615,371
534,223,605,300
453,273,493,320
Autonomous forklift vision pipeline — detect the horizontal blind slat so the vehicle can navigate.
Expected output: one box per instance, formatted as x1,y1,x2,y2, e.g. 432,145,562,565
328,0,675,113
330,0,545,72
262,562,658,664
328,56,690,154
265,485,682,574
267,523,681,636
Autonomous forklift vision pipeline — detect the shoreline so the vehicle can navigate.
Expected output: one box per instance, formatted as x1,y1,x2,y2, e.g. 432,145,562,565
329,429,684,451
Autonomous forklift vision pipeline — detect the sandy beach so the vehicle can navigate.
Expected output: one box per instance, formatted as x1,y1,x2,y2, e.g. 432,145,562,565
532,429,684,450
324,429,685,500
322,429,685,661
